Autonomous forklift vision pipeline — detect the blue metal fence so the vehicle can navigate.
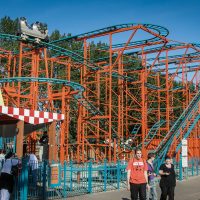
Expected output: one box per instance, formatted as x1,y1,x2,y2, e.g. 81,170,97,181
10,158,200,199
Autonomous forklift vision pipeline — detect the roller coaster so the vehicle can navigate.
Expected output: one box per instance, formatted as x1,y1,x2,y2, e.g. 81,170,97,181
0,19,200,165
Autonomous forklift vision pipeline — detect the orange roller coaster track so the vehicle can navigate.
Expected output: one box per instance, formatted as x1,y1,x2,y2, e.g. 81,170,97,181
0,22,200,163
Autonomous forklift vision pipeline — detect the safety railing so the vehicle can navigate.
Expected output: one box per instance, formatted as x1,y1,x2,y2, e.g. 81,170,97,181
7,158,200,200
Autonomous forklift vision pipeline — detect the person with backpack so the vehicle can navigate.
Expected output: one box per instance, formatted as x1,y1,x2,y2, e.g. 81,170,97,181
127,148,150,200
146,153,157,200
0,152,20,200
159,156,176,200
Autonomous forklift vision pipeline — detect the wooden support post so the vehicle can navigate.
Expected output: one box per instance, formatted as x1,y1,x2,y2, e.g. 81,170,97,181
16,120,24,158
48,121,57,162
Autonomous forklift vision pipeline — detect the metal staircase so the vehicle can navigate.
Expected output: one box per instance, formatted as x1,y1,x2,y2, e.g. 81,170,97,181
131,124,141,136
155,90,200,163
137,119,166,148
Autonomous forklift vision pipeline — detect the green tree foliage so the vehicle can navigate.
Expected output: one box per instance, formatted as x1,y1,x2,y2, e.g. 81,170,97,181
49,30,61,41
0,16,18,34
0,16,19,51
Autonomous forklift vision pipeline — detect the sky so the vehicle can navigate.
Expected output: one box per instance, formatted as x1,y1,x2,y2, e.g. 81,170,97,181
0,0,200,44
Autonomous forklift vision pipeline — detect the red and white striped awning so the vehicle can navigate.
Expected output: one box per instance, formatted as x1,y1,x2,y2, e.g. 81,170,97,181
0,105,65,125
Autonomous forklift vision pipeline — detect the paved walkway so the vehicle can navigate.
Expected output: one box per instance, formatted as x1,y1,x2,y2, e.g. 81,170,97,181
68,175,200,200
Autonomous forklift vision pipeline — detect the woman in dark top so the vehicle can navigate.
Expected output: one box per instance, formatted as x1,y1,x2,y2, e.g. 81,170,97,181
159,156,176,200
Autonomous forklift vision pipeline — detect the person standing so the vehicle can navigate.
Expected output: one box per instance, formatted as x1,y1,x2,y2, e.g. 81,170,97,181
28,153,39,187
0,150,5,172
0,152,20,200
127,148,150,200
146,153,157,200
159,156,176,200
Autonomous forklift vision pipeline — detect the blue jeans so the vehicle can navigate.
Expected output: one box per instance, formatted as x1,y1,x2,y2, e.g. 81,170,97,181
147,179,157,200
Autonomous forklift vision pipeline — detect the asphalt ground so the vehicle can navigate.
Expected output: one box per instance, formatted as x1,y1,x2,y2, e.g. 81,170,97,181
68,175,200,200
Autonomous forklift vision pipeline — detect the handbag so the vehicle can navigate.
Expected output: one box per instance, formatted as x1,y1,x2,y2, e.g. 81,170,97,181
11,159,19,176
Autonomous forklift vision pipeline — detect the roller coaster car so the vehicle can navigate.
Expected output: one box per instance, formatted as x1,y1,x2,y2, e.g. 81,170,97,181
18,17,49,43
